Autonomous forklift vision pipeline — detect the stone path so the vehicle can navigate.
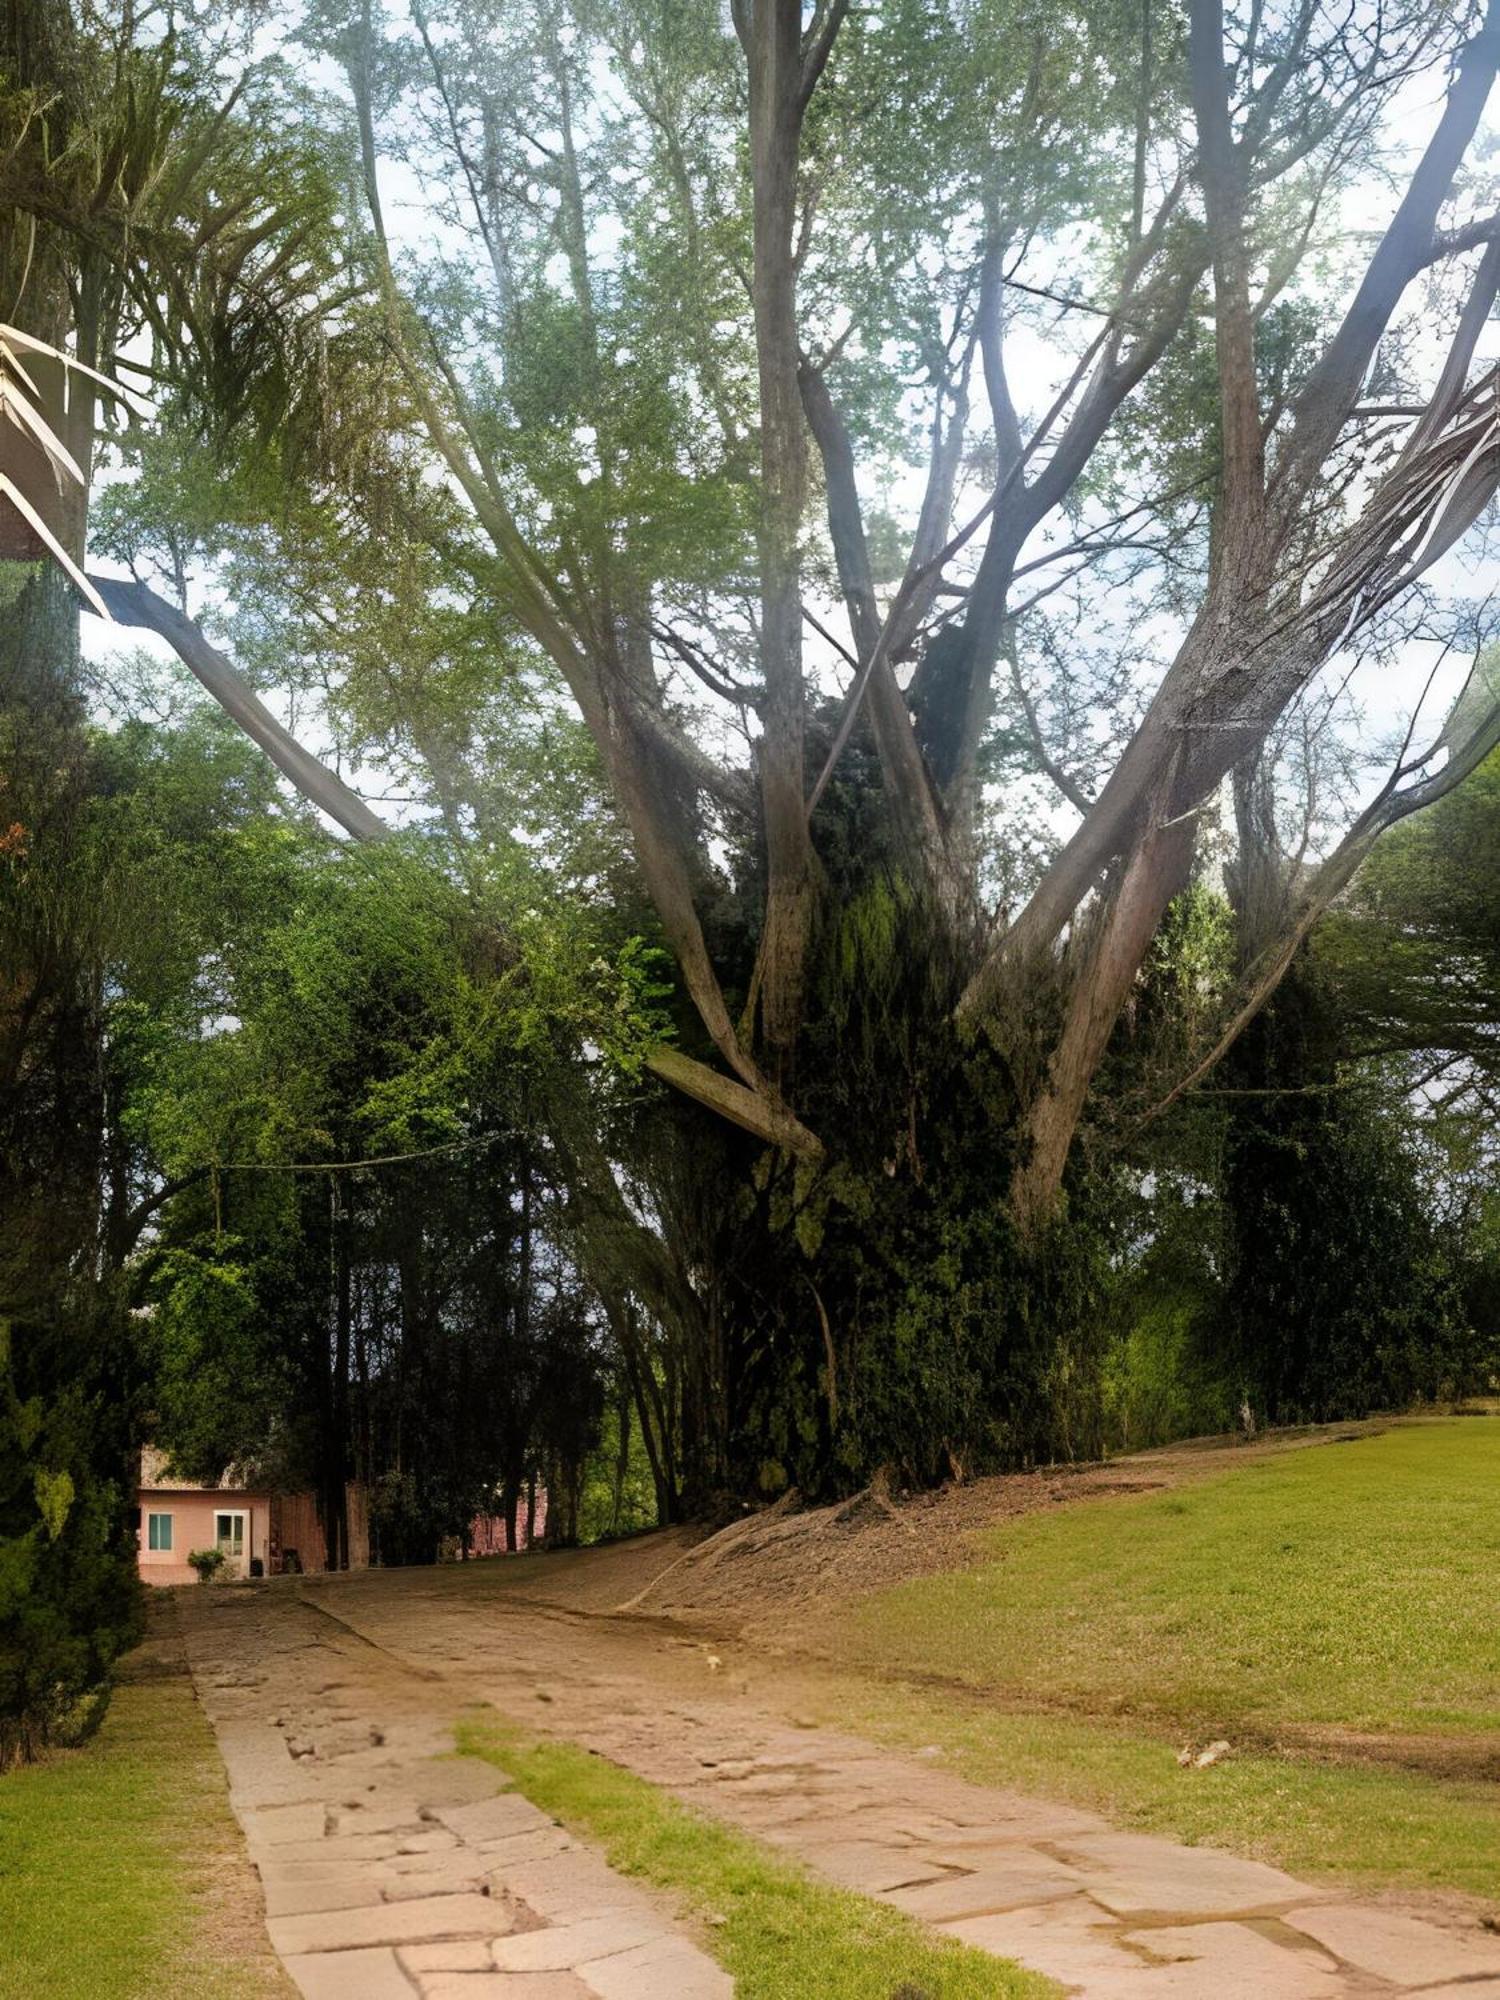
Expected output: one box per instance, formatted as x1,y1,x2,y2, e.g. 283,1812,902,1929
176,1588,730,2000
595,1711,1500,1998
296,1569,1500,1999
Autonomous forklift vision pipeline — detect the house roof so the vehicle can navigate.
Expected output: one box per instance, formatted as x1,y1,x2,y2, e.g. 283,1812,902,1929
138,1444,264,1495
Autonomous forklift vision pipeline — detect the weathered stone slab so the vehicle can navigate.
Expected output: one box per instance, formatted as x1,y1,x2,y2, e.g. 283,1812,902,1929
396,1829,464,1856
434,1794,555,1843
382,1862,493,1902
411,1757,507,1807
1114,1921,1342,1998
256,1854,387,1886
399,1939,496,1974
1054,1831,1314,1916
577,1937,733,1999
490,1915,663,1973
270,1891,506,1955
940,1894,1156,1988
326,1790,429,1834
261,1870,390,1917
1282,1904,1500,1986
475,1826,574,1868
885,1852,1084,1920
283,1944,417,1999
242,1801,329,1847
254,1831,404,1866
904,1797,1108,1844
499,1852,652,1924
232,1775,338,1813
795,1840,954,1894
416,1977,593,1999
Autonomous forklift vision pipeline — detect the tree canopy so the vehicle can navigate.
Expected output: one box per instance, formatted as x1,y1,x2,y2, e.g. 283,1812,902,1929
6,0,1500,1753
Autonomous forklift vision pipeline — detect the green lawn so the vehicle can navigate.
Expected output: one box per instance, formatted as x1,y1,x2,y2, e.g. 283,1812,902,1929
815,1419,1500,1903
0,1623,292,2000
457,1713,1059,2000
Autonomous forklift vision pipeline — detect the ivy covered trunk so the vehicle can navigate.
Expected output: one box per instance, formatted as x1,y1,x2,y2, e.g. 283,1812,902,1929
644,744,1118,1502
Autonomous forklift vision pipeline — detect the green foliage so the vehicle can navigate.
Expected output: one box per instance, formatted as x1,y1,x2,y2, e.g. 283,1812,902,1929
109,773,640,1560
1220,966,1483,1423
576,1390,666,1544
1099,1296,1237,1455
655,735,1123,1497
186,1547,225,1583
142,1251,296,1484
0,1320,141,1768
16,0,1488,1544
0,561,144,1763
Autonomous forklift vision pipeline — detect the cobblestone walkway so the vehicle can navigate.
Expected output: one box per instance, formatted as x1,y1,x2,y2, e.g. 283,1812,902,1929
176,1589,730,2000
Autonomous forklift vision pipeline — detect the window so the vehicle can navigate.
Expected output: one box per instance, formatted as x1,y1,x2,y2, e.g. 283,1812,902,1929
147,1513,173,1552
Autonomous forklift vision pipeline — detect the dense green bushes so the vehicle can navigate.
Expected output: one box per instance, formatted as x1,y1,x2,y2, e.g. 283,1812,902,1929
0,1319,141,1767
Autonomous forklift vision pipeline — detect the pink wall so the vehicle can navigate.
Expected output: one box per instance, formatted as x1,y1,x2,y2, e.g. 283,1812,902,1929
137,1490,271,1586
467,1488,548,1553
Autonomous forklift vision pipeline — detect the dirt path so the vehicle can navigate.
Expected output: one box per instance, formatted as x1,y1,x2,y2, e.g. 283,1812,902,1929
176,1583,730,1999
244,1564,1498,2000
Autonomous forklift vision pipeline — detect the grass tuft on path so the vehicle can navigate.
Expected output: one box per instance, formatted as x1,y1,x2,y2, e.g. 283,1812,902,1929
815,1418,1500,1904
0,1611,292,2000
456,1713,1059,2000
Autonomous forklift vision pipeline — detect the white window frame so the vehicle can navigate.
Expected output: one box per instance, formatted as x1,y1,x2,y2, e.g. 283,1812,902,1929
214,1510,248,1554
147,1512,173,1552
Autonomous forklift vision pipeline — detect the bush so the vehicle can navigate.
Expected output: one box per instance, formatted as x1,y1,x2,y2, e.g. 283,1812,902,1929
1221,971,1483,1422
186,1548,225,1584
0,1319,141,1770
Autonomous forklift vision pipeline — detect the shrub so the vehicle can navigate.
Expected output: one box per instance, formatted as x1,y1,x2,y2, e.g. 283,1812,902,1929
186,1548,225,1584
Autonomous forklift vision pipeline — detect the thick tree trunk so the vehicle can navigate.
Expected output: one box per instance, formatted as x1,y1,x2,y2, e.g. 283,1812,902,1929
747,0,815,1077
1011,791,1197,1228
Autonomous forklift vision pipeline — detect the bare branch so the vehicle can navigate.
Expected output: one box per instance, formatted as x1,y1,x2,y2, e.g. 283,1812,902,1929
85,577,391,843
1274,6,1500,513
1141,673,1500,1128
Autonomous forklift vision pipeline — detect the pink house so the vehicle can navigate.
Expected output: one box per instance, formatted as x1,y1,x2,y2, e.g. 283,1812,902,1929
135,1447,272,1585
135,1449,373,1583
135,1448,546,1581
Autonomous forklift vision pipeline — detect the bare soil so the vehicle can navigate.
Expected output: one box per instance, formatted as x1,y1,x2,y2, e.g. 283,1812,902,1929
423,1420,1392,1637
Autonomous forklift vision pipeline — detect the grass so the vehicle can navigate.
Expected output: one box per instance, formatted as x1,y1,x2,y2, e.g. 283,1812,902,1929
838,1421,1500,1733
819,1678,1500,1903
0,1617,292,2000
813,1418,1500,1903
456,1712,1060,2000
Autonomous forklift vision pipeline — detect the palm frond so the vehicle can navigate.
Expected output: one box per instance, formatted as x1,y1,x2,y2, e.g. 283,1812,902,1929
0,324,151,617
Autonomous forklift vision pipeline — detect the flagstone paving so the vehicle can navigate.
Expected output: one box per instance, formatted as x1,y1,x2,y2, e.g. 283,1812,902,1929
174,1590,731,2000
290,1567,1500,1998
172,1575,1500,1997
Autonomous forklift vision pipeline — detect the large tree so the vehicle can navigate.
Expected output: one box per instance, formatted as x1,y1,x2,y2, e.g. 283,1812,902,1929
25,0,1500,1485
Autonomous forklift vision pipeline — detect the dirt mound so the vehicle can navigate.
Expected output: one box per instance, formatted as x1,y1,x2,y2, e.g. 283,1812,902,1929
562,1420,1397,1639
